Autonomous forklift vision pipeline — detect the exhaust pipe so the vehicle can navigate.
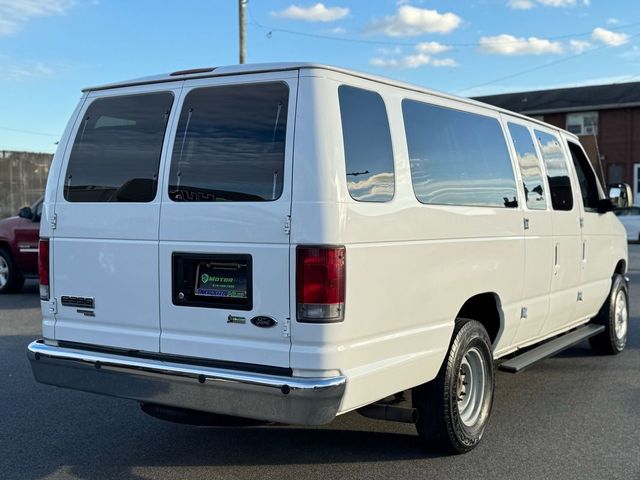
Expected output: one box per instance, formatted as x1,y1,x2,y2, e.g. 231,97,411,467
357,403,418,424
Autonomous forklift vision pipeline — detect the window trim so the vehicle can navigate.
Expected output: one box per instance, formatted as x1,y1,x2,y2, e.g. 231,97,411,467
532,125,577,212
63,90,176,204
566,139,603,213
506,120,550,212
402,98,519,209
534,128,575,212
166,81,290,203
338,84,396,203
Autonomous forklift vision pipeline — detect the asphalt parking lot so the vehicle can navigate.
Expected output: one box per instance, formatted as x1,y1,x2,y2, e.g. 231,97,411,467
1,246,639,480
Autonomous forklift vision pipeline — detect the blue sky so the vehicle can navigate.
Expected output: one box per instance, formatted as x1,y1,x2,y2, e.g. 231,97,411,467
1,0,639,153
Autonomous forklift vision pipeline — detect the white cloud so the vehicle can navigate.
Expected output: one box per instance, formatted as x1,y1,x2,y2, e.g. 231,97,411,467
270,3,349,22
0,55,58,81
370,42,458,70
606,17,620,25
415,41,450,54
369,53,433,69
432,58,459,67
592,27,629,46
329,26,346,34
479,34,564,55
370,57,400,68
0,0,76,36
507,0,589,8
366,5,461,37
569,39,591,53
402,53,431,68
507,0,536,9
537,0,588,6
376,46,403,55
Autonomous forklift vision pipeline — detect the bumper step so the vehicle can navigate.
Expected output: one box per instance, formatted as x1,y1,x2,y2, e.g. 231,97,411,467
27,340,345,425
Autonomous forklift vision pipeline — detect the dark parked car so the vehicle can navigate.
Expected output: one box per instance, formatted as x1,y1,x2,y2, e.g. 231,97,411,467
0,198,42,293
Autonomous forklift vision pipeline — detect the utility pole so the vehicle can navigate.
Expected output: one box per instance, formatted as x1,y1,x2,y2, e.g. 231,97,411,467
239,0,246,64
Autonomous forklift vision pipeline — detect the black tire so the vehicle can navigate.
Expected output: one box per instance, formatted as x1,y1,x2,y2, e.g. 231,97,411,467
0,249,24,294
589,274,629,355
412,319,495,454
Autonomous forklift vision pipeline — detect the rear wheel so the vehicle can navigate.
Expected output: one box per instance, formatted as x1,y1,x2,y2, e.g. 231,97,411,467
413,319,495,454
0,249,24,294
589,274,628,355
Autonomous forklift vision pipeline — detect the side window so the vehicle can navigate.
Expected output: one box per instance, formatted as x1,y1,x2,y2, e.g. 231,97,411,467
534,130,573,211
34,201,43,220
64,92,174,202
567,141,600,212
508,123,547,210
402,100,517,208
169,82,289,202
338,86,394,202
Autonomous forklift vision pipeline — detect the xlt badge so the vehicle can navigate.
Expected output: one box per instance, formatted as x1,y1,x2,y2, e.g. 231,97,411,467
227,315,246,324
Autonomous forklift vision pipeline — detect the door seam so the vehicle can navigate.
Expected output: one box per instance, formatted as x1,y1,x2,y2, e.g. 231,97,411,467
157,80,186,352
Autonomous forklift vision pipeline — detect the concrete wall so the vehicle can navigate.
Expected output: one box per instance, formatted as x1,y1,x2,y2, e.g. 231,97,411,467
0,151,53,218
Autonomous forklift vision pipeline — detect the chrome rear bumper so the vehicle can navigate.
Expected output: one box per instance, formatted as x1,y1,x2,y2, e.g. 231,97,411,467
27,340,345,425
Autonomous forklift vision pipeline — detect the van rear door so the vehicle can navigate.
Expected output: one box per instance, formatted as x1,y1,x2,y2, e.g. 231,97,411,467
52,83,182,352
158,73,297,368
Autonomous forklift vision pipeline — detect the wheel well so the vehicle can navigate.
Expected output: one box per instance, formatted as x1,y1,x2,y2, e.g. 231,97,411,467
0,241,11,256
614,259,626,275
457,293,502,346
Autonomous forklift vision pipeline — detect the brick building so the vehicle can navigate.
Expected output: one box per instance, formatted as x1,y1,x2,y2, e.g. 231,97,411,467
475,81,640,206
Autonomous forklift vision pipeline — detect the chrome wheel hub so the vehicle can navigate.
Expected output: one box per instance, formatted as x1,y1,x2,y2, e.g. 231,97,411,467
613,290,628,341
0,256,8,289
456,347,486,427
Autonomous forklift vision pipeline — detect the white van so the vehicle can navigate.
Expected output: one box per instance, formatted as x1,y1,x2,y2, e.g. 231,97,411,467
29,63,630,454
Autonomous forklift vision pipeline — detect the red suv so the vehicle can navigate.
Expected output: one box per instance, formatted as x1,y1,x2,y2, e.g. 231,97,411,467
0,198,42,293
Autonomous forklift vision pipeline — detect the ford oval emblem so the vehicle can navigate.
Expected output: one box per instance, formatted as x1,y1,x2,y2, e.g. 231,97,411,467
250,316,278,328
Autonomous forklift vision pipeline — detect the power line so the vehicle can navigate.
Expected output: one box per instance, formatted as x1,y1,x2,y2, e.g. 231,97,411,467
248,5,640,96
615,71,640,83
248,8,640,49
0,126,59,137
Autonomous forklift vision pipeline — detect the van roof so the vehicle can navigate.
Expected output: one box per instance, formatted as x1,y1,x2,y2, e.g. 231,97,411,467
83,62,576,138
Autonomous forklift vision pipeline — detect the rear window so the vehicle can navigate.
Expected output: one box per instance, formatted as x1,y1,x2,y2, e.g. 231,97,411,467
168,82,289,202
64,92,173,202
402,100,518,208
338,85,395,202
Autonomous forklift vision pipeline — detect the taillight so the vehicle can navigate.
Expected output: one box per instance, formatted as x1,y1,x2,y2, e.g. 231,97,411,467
38,239,49,301
296,246,345,323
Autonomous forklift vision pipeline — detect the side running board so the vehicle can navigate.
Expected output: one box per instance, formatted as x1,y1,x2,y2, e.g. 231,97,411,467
499,324,605,374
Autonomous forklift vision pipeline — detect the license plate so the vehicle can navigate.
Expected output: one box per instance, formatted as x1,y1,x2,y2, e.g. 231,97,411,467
172,253,253,310
195,261,248,299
